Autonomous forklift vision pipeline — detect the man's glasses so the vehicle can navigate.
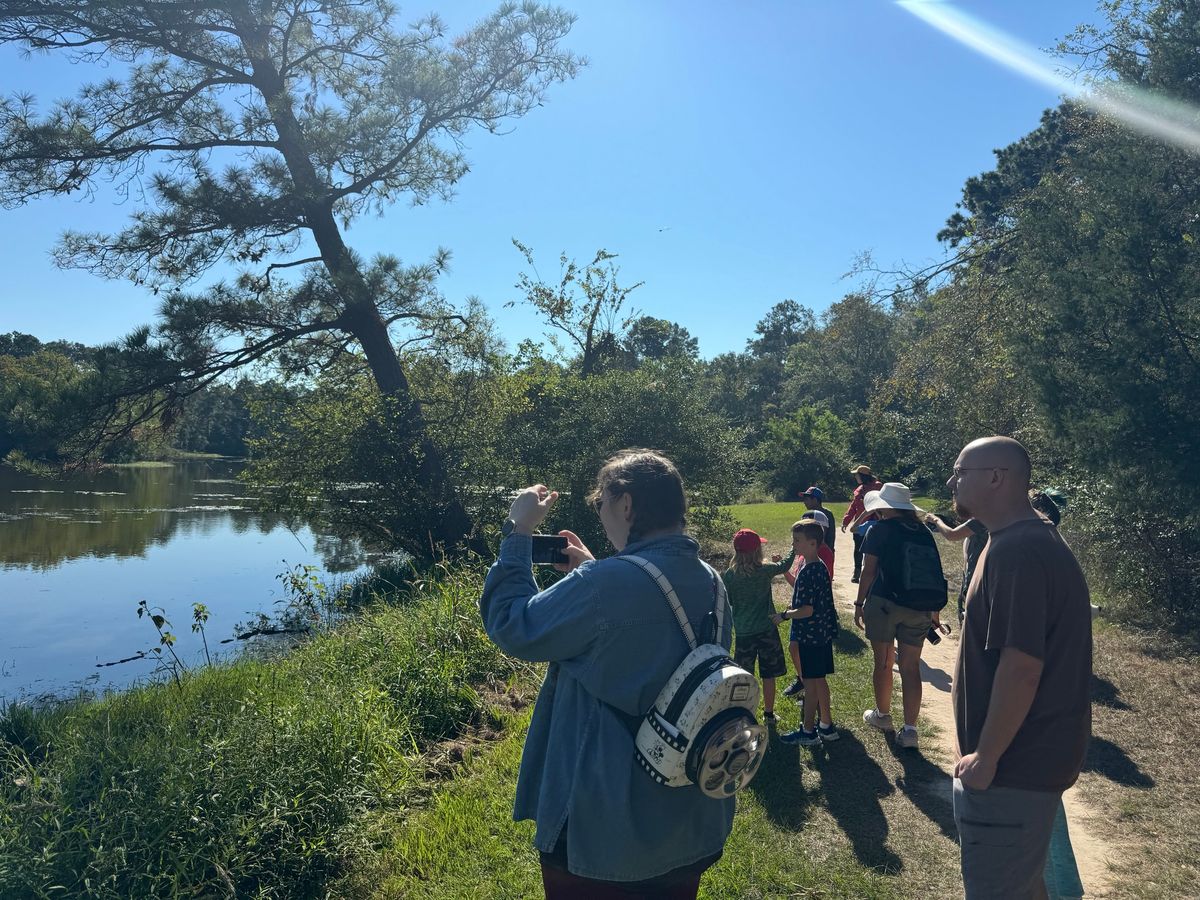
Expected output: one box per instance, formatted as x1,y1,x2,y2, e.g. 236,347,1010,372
952,466,1009,478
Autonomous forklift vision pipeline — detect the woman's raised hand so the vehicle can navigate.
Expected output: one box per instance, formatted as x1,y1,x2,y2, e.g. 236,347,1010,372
555,529,594,573
508,484,558,533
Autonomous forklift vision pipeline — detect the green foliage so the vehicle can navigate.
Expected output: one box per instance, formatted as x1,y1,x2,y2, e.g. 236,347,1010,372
496,360,749,553
0,565,518,900
782,293,897,424
0,350,92,463
511,242,642,377
623,315,699,363
757,406,851,501
927,1,1200,627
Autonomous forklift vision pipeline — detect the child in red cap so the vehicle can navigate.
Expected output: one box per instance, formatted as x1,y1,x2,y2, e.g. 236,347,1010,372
720,528,795,723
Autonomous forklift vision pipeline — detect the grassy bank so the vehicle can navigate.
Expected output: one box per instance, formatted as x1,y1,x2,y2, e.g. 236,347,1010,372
5,499,1187,898
0,565,529,899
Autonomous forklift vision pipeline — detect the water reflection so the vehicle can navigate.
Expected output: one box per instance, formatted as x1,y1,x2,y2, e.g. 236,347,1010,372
0,460,374,702
0,461,350,571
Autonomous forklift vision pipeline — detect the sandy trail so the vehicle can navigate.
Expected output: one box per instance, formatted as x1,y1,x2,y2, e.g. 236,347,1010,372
825,529,1116,897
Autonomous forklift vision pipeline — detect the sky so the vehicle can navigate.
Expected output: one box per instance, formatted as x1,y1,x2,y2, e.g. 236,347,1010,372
0,0,1105,360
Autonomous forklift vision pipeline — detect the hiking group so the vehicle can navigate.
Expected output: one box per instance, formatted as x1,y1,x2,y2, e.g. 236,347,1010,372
480,436,1092,900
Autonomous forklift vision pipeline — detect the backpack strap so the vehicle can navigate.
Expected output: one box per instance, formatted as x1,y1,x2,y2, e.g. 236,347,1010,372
615,555,727,649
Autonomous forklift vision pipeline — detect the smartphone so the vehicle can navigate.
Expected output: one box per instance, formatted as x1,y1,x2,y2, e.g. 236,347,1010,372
531,534,569,566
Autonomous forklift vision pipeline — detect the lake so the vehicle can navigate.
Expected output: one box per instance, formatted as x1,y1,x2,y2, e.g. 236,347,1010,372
0,459,374,703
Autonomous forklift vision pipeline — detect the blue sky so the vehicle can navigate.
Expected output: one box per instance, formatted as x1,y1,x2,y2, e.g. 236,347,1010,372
0,0,1102,359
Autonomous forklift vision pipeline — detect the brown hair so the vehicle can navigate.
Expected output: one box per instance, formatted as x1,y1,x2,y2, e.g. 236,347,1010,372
791,520,825,545
732,545,764,576
589,449,687,543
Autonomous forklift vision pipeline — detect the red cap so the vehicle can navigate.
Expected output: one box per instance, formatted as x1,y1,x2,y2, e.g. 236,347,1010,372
732,529,768,553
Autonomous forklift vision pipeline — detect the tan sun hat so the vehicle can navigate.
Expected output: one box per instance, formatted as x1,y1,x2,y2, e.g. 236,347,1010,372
862,482,924,514
850,464,873,476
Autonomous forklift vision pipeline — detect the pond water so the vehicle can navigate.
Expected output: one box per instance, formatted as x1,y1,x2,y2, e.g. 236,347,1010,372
0,460,374,703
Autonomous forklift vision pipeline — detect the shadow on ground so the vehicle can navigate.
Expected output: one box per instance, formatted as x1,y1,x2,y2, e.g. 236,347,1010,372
833,626,867,657
889,741,958,842
1084,735,1154,789
919,657,953,694
1090,674,1132,710
810,730,905,874
747,723,814,831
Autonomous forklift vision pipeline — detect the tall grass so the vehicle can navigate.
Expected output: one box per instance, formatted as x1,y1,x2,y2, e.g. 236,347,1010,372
0,564,523,900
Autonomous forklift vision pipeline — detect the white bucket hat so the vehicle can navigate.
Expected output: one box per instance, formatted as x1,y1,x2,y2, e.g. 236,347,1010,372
862,482,923,514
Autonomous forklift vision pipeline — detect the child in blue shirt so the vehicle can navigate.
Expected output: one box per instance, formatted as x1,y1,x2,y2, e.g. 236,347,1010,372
773,519,840,746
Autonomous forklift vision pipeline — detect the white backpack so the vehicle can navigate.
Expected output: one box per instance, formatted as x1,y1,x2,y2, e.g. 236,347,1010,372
617,555,769,798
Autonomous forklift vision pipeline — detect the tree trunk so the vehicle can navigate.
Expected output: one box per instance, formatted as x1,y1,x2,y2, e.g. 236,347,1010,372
235,14,481,556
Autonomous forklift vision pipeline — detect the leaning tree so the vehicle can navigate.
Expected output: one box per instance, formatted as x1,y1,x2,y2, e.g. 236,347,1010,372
0,0,579,555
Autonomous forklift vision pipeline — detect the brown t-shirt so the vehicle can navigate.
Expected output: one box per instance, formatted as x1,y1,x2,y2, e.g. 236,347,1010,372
953,517,1092,793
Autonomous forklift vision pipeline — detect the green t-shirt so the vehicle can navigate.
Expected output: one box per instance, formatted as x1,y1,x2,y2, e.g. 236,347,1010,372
721,551,796,636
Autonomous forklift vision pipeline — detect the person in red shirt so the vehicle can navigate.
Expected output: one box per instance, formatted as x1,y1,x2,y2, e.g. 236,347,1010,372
841,465,883,583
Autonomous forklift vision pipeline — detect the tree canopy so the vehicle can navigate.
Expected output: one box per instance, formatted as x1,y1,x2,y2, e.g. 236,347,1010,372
0,0,580,555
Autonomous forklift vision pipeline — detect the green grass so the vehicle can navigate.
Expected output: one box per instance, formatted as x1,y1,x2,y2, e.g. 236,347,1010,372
0,564,527,900
721,499,940,551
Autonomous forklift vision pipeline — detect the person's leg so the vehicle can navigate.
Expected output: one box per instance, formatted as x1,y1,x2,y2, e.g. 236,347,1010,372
789,640,803,678
870,640,895,715
896,640,923,728
801,677,824,730
852,531,864,580
762,676,776,715
953,779,1061,900
815,678,832,727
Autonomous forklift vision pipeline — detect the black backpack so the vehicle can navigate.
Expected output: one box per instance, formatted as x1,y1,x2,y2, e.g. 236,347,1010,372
878,521,948,612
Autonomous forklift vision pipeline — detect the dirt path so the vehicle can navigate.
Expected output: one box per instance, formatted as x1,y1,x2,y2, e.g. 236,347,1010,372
826,535,1116,897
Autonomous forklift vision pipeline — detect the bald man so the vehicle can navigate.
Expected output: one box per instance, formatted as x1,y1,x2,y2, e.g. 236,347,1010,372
948,437,1092,900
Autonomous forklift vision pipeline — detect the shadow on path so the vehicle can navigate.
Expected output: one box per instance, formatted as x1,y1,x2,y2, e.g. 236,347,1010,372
810,730,904,874
919,657,953,694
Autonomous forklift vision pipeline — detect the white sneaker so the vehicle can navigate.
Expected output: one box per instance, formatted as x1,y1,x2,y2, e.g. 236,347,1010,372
895,725,919,749
863,709,894,731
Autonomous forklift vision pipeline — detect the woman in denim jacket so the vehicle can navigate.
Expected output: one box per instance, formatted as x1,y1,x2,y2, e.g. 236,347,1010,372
480,449,735,898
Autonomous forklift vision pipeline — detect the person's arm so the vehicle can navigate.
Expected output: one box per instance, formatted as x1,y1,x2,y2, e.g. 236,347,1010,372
841,490,862,530
480,539,601,663
763,549,796,576
925,514,972,542
479,484,599,663
954,647,1044,789
853,554,878,629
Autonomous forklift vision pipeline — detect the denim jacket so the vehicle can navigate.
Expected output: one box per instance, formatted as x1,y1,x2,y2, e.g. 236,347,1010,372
479,532,736,882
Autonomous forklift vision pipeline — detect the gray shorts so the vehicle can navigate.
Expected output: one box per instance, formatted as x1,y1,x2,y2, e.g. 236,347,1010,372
862,594,931,648
953,778,1061,900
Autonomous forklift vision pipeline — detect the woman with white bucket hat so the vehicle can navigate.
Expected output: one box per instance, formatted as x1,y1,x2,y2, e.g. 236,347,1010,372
851,482,949,750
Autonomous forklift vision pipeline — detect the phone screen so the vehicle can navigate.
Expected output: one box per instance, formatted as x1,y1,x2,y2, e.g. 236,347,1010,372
531,534,569,566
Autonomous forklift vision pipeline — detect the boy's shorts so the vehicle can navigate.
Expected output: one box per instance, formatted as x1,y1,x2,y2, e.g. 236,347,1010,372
734,629,788,678
794,642,835,679
863,594,932,648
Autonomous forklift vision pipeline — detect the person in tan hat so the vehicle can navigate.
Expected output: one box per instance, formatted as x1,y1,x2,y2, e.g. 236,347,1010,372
852,482,948,750
841,465,883,583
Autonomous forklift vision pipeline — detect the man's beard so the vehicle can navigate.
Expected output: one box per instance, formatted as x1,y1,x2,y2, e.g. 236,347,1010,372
953,496,972,520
